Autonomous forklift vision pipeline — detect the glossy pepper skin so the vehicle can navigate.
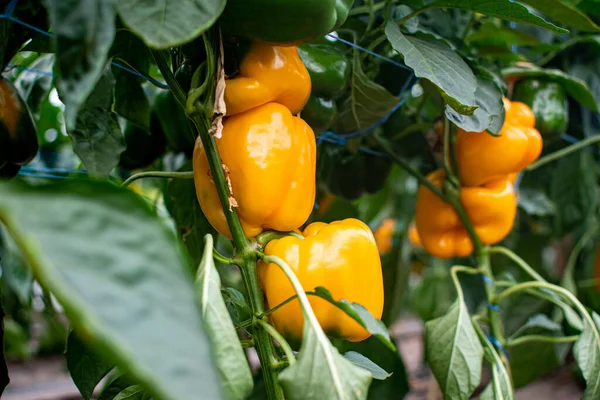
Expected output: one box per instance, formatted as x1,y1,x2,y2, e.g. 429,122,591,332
0,77,38,178
193,102,316,239
415,170,517,258
318,143,392,200
297,43,349,133
258,219,384,343
219,0,354,46
512,78,568,137
456,98,542,187
224,43,311,116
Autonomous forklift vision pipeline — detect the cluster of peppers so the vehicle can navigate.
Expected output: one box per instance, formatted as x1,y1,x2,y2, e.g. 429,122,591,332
192,39,384,343
411,98,543,259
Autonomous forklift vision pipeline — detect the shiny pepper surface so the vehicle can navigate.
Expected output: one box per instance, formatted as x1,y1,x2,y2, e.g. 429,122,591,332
258,219,384,343
224,43,311,116
220,0,354,46
374,218,396,255
415,170,517,258
193,102,316,239
456,98,542,186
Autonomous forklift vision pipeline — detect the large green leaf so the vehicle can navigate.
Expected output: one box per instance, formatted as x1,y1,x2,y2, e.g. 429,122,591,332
0,179,222,400
279,319,372,400
519,0,600,32
116,0,226,49
46,0,116,129
445,73,505,134
67,65,125,176
66,331,114,400
113,385,151,400
333,48,399,133
502,66,599,111
425,299,483,399
385,22,477,115
196,235,253,400
13,55,55,118
574,312,600,399
343,352,391,380
466,22,540,46
428,0,568,33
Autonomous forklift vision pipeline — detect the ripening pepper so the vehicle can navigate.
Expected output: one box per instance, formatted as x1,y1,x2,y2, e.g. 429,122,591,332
297,43,349,133
219,0,354,46
456,98,542,187
224,43,311,116
0,77,38,179
512,78,568,137
318,143,393,200
193,102,316,239
374,218,397,255
258,219,384,343
415,170,517,258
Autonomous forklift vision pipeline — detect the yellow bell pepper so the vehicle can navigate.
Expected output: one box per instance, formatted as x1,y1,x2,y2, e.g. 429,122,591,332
224,43,311,116
374,218,396,255
193,102,316,239
415,170,517,258
456,98,542,186
258,219,384,342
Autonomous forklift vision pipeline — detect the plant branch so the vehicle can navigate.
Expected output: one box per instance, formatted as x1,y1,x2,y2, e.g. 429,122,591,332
508,334,579,347
374,134,445,200
526,135,600,171
212,247,236,265
562,222,600,295
489,246,547,282
121,171,194,188
397,5,435,25
256,319,297,366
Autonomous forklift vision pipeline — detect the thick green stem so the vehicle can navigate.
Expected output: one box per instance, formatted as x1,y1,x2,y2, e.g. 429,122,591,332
154,36,283,399
121,171,194,188
526,135,600,171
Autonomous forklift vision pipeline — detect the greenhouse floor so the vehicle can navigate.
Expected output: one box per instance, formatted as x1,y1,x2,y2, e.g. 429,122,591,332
3,315,584,400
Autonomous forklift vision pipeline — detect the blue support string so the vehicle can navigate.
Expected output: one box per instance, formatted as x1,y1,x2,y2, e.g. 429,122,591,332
481,275,495,285
5,64,54,77
4,0,19,18
17,170,67,180
20,165,87,175
487,333,510,358
487,303,501,312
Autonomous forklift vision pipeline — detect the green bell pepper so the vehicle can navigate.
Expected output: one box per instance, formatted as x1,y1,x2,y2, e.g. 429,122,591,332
0,77,38,179
220,0,354,45
512,78,568,137
318,143,392,200
297,43,349,133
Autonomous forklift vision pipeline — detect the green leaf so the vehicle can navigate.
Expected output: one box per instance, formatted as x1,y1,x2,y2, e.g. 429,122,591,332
114,385,151,400
67,65,125,176
164,161,216,268
385,23,477,115
445,73,505,134
333,47,399,133
411,260,455,322
518,188,557,217
116,0,226,49
502,66,599,111
13,55,55,117
479,361,514,400
97,375,137,400
66,331,114,400
519,0,600,32
113,69,151,130
425,299,483,399
46,0,116,129
466,22,540,46
0,179,222,400
196,235,253,400
222,287,252,325
427,0,568,33
311,287,396,352
279,321,372,400
343,351,392,380
574,312,600,399
508,315,565,388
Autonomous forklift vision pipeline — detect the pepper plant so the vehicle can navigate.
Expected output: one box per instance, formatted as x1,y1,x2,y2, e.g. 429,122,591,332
2,1,600,400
